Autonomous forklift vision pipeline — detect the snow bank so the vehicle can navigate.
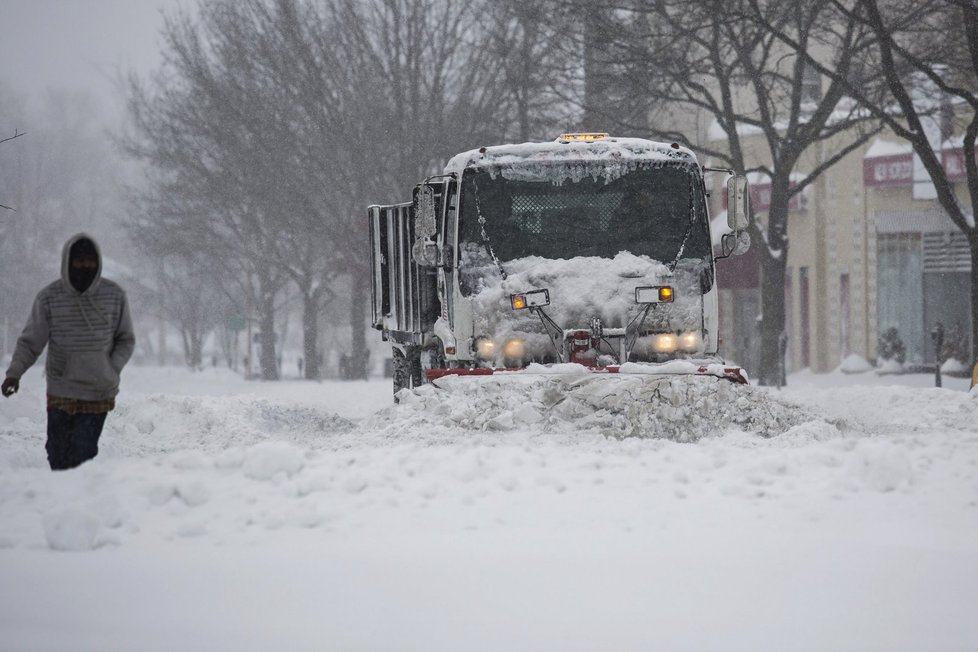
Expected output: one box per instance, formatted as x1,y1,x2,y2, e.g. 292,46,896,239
941,357,967,374
1,376,971,558
839,354,873,374
2,367,978,651
781,383,978,435
877,358,904,374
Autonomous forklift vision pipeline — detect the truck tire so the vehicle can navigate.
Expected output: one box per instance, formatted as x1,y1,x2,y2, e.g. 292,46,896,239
392,346,423,400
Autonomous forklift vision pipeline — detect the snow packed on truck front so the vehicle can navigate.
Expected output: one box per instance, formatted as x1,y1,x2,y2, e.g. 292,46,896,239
452,157,717,369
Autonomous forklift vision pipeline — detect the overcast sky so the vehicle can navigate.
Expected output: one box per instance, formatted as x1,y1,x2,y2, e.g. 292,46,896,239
0,0,192,111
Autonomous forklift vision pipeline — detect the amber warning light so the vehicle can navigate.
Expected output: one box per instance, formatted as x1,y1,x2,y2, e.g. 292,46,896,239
510,289,551,310
635,286,674,304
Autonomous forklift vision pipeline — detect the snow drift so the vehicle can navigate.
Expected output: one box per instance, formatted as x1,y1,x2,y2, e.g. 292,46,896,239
1,367,977,652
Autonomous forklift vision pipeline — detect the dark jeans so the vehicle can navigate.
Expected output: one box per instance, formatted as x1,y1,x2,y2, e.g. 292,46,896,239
46,409,108,471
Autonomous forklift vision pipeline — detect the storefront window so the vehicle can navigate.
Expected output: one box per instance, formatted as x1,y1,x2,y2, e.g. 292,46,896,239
877,233,923,364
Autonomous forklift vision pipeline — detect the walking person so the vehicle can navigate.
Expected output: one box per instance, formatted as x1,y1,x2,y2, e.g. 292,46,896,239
1,234,135,470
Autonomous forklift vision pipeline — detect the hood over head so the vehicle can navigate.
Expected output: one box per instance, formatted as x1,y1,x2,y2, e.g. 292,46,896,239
61,232,102,294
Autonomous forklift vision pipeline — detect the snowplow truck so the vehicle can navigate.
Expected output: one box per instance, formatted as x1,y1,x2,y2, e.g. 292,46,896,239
369,133,752,396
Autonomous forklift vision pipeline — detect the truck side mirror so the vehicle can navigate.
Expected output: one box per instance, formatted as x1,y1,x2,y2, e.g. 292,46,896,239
412,239,440,267
721,230,751,257
727,175,750,230
414,184,437,239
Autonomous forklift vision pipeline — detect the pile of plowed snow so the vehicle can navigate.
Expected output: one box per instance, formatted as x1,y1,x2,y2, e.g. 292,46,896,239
372,370,811,441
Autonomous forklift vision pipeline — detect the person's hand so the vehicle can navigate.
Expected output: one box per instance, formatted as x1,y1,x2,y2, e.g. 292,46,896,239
1,377,18,397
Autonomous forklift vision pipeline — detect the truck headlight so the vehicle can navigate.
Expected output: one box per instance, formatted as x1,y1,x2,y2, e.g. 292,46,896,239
680,331,701,352
651,333,678,353
503,338,526,360
474,336,496,360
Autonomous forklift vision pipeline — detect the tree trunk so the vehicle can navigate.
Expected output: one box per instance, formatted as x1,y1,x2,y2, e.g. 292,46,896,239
756,184,792,387
180,328,191,369
757,250,788,386
179,325,204,370
258,277,278,381
218,325,234,369
190,329,203,370
302,291,320,380
348,271,369,380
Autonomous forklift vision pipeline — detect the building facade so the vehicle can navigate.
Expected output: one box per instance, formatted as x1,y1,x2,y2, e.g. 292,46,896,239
714,132,975,374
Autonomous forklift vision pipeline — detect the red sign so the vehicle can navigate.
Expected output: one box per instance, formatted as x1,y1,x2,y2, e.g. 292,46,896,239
941,147,978,182
863,153,913,187
863,145,978,187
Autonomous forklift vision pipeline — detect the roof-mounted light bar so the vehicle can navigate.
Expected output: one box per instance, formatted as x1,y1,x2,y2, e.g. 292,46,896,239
556,132,609,143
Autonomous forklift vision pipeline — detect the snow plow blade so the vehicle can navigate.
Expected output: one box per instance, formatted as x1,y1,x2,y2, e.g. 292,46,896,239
426,361,749,385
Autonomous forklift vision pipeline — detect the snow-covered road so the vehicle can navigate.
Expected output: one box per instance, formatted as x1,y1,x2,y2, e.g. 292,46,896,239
1,365,976,651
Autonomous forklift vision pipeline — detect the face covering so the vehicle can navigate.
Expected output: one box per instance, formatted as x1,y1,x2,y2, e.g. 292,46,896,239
69,263,98,293
68,239,99,293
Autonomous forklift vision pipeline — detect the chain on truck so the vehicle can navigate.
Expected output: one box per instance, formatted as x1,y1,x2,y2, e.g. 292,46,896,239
368,133,752,398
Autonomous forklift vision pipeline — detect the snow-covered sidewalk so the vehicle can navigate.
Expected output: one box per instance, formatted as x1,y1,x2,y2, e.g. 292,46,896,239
1,365,976,651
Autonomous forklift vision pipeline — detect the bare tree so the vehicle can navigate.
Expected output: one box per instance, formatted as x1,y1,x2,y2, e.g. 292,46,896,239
763,0,978,365
513,0,668,136
123,1,338,380
157,257,225,369
597,0,884,385
123,0,515,380
273,0,512,378
484,1,576,141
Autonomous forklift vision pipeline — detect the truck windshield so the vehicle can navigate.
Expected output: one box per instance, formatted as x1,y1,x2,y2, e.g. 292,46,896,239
458,161,711,266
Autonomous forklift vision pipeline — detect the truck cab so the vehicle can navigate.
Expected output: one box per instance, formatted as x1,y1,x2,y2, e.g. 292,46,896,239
369,134,750,394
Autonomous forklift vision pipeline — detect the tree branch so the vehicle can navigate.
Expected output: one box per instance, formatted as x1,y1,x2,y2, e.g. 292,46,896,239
0,129,26,146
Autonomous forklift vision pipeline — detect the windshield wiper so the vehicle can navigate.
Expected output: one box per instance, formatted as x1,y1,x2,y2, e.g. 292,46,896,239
668,219,695,272
471,177,507,280
668,179,698,272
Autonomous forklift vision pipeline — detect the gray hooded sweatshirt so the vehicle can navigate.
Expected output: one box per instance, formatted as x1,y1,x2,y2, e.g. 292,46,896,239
5,233,136,401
